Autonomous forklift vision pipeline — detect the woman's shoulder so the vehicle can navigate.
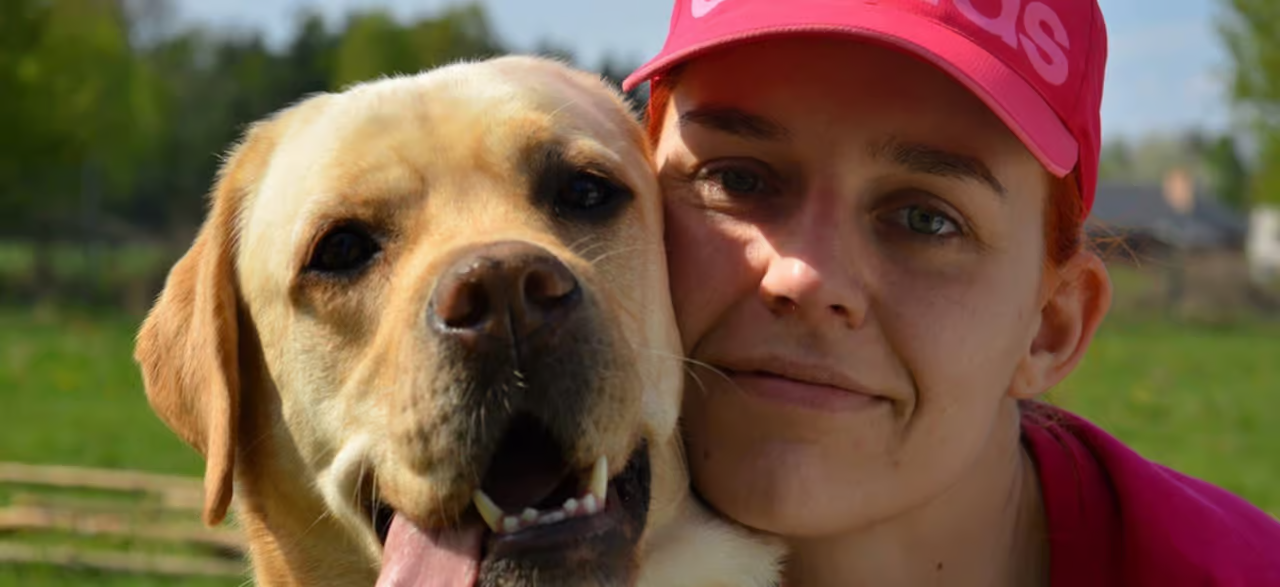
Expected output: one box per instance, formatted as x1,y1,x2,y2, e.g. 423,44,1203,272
1021,402,1280,586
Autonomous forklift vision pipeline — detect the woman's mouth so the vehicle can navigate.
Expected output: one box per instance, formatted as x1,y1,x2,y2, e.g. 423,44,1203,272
719,361,887,412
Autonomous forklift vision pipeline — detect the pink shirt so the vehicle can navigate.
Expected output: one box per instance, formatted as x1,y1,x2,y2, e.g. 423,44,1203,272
1023,403,1280,585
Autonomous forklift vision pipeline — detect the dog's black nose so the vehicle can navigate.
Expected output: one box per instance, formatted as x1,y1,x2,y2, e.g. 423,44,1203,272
429,241,581,346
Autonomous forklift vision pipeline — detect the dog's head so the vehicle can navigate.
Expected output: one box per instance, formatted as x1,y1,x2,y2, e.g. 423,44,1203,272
135,56,685,587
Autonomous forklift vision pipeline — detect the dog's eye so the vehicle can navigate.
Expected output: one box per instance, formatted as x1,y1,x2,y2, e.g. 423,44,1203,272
307,226,380,274
554,172,630,221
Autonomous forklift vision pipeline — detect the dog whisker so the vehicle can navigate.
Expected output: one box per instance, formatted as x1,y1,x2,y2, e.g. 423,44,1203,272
587,244,663,267
369,465,379,537
620,342,748,400
623,344,733,382
573,239,614,260
547,97,582,122
566,234,601,256
298,508,334,543
354,459,367,510
684,364,710,397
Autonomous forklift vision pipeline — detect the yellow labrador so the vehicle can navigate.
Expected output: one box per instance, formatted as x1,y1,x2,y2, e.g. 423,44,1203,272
134,56,782,587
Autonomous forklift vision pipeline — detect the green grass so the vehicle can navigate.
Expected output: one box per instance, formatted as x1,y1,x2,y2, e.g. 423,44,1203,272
0,306,201,475
0,566,243,587
0,241,175,286
1049,318,1280,516
0,291,1277,584
0,306,233,587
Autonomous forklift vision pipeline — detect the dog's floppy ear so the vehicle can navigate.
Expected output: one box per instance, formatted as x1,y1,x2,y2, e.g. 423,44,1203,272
134,118,281,527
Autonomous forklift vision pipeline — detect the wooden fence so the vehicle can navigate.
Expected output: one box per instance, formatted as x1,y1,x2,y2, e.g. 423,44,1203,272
0,461,246,579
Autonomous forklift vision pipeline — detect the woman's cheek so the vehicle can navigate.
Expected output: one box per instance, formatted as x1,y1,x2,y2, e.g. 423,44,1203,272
665,205,747,350
879,262,1033,409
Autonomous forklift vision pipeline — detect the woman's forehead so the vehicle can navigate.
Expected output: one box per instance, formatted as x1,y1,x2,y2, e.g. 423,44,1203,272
667,39,1036,167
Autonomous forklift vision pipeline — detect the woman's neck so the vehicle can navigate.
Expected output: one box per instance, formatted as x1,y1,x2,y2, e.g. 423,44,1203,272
783,401,1049,587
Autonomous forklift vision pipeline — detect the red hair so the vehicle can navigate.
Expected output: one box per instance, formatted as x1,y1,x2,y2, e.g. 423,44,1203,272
644,73,1086,268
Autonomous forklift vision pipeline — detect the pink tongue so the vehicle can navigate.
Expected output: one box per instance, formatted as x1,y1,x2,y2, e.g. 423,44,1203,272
376,513,485,587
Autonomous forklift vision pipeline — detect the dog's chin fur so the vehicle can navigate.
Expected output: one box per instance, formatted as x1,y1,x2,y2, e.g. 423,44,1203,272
134,55,783,587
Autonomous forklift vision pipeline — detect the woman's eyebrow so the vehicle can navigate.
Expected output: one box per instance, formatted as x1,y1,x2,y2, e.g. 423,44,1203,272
678,106,791,142
868,136,1007,197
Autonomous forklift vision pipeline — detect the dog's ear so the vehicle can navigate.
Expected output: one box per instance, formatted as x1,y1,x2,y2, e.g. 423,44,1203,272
134,118,281,527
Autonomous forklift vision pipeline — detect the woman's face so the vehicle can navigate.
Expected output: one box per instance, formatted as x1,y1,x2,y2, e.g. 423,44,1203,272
656,38,1080,538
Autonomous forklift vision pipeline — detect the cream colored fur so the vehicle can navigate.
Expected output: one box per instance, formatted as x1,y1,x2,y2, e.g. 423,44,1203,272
134,55,782,587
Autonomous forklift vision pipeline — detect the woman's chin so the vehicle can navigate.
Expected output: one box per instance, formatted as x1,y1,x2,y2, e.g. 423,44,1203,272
687,435,857,537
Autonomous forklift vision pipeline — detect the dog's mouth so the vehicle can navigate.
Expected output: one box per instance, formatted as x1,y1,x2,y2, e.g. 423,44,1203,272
373,416,651,586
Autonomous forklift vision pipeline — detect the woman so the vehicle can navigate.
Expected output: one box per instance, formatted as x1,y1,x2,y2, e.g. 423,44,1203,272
622,0,1280,585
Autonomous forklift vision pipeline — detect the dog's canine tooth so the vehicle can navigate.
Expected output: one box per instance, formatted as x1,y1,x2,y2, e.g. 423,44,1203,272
502,516,520,533
521,508,539,523
582,493,601,515
473,491,505,533
590,455,608,503
563,497,579,515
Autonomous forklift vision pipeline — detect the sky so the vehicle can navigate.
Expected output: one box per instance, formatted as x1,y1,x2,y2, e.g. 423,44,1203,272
173,0,1238,143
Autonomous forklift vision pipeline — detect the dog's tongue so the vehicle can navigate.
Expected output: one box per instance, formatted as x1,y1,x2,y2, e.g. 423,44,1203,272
376,513,484,587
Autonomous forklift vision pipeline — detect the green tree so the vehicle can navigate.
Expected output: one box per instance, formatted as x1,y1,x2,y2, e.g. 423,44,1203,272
0,0,165,291
1202,134,1252,210
1098,137,1135,181
332,10,418,89
332,3,504,89
1220,0,1280,205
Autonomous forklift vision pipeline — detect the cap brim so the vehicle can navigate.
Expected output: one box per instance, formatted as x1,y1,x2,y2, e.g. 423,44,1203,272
623,5,1078,178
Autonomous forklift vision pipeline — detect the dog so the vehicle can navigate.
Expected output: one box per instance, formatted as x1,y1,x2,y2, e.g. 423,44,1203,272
134,55,783,587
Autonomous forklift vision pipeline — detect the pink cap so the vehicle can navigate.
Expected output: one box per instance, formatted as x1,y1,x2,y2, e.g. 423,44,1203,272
624,0,1109,214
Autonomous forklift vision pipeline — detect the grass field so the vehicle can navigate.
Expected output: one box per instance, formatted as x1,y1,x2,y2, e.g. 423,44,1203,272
1,278,1278,584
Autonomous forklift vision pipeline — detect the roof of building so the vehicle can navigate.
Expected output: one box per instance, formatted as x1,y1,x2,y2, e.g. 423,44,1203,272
1088,180,1248,249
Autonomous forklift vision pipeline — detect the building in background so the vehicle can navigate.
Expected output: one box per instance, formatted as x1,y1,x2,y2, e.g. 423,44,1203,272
1087,168,1249,263
1249,205,1280,284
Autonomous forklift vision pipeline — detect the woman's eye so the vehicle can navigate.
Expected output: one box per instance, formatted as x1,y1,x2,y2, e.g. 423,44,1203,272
718,168,764,193
896,206,960,237
694,162,774,198
307,226,381,274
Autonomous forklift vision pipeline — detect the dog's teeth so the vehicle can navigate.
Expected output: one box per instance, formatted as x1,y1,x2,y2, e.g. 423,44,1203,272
582,493,600,515
538,510,567,526
590,455,608,502
477,460,615,536
473,491,504,533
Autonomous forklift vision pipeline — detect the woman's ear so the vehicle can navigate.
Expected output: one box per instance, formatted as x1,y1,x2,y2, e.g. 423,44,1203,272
1009,250,1113,400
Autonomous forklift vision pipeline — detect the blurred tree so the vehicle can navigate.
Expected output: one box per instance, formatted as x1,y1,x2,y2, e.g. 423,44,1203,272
0,0,56,201
0,0,653,303
407,3,504,71
598,55,647,116
532,39,577,64
1098,136,1135,181
0,0,164,291
1097,133,1201,183
332,10,418,89
1220,0,1280,205
1095,130,1254,212
1202,134,1252,210
280,11,338,98
333,3,504,89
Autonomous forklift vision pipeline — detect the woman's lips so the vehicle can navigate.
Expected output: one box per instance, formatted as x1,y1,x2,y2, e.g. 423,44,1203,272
722,367,885,412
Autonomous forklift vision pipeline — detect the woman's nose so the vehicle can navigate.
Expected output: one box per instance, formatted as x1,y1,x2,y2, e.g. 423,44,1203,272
759,254,865,329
